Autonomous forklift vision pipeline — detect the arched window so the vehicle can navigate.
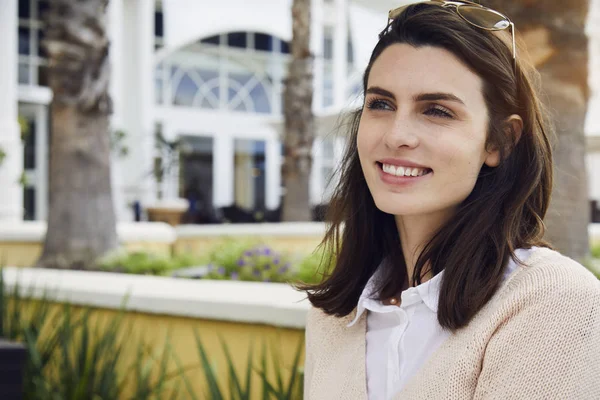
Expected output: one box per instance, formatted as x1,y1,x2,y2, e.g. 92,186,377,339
158,31,289,114
200,32,291,54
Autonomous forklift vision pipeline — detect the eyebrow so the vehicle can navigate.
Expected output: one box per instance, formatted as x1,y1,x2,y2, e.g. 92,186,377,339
365,86,466,106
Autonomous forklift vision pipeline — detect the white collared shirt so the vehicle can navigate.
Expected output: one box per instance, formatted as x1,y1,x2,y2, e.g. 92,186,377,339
348,248,534,400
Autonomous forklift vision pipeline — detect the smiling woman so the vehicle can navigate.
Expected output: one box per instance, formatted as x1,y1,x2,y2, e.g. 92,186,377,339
299,2,600,400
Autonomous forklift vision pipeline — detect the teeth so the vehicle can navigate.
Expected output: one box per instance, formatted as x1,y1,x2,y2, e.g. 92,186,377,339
382,163,429,177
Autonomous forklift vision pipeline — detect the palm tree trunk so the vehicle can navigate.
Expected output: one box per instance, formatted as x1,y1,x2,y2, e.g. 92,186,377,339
483,0,590,259
282,0,315,221
37,0,117,269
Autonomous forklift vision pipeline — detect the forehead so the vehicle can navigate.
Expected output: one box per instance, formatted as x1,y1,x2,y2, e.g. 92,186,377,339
368,44,484,106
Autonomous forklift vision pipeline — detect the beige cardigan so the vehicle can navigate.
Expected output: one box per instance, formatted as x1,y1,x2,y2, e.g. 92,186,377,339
304,247,600,399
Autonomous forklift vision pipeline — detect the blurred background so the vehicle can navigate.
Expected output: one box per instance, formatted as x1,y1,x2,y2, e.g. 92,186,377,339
0,0,599,398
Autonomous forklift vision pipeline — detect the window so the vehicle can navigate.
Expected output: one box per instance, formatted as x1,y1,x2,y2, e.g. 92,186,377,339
155,10,164,49
173,73,199,107
228,32,247,49
201,35,220,46
235,139,266,211
254,33,274,52
17,0,49,86
347,36,354,65
323,63,334,107
18,0,31,18
323,26,334,60
18,27,30,55
321,139,337,200
23,187,36,221
23,117,36,170
201,32,290,54
160,32,287,114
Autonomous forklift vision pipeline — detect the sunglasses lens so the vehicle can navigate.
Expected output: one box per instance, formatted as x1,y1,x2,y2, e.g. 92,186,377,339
457,5,510,30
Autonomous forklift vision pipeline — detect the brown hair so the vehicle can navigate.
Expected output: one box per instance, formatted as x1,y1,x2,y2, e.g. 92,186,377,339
299,3,554,331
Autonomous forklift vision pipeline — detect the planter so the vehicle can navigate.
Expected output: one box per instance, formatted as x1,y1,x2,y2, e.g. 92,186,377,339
1,266,307,398
146,199,188,227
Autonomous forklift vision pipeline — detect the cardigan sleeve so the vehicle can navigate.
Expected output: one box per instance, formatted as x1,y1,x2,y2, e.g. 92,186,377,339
473,265,600,400
303,307,315,399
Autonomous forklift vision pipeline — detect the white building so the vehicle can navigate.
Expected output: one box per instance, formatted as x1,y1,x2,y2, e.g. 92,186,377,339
1,0,599,223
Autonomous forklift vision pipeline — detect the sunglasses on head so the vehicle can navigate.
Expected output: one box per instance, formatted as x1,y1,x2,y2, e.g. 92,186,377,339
384,1,516,70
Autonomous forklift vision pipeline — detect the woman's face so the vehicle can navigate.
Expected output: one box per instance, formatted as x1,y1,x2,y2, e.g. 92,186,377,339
357,44,500,221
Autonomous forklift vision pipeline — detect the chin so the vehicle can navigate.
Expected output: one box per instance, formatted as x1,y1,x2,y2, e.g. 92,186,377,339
371,195,428,216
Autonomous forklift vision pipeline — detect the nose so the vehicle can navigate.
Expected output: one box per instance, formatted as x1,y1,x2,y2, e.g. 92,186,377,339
383,116,420,150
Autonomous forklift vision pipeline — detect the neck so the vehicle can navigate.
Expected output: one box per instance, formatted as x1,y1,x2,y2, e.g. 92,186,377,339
395,210,454,286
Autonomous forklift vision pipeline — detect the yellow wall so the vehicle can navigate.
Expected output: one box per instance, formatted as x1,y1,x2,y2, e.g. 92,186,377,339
174,236,323,258
0,232,325,267
0,242,41,267
0,241,173,267
20,301,305,399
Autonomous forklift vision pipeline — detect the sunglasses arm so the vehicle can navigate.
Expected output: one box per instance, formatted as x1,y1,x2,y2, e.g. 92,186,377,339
511,22,517,70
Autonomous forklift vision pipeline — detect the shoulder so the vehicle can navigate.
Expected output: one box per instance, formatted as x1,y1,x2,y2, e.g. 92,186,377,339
306,306,358,334
502,246,600,313
512,246,599,291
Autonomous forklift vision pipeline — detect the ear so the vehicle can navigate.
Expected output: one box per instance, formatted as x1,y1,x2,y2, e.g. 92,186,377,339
484,114,524,167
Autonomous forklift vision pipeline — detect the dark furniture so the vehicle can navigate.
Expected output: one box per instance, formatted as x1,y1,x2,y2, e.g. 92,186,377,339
0,339,26,400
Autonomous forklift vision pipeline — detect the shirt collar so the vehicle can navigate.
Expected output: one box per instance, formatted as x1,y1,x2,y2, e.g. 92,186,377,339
346,247,535,327
347,266,444,327
348,247,536,327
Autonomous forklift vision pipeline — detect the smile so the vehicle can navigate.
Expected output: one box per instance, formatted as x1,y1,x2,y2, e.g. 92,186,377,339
377,162,433,178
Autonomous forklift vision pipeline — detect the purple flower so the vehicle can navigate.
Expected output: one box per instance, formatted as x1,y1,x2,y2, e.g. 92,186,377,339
237,259,246,266
263,247,271,256
278,264,290,274
217,267,226,275
252,269,261,277
244,251,253,257
231,272,239,280
273,258,280,265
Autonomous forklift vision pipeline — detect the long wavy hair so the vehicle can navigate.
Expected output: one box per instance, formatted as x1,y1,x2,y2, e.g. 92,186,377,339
299,3,554,331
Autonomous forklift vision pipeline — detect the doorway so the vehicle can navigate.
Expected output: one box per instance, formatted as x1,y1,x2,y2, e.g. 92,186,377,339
178,135,216,223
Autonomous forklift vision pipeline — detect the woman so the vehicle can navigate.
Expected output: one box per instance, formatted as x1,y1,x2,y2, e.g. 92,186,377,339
301,2,600,399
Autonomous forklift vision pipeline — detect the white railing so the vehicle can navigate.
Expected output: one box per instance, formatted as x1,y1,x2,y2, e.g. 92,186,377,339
175,221,327,238
0,221,177,243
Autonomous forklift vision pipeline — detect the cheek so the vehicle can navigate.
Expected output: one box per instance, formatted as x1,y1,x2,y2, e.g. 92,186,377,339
356,123,372,162
436,135,487,173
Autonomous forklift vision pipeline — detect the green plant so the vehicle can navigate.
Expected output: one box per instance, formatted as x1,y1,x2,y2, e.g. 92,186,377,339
255,335,305,400
98,251,206,276
1,269,188,399
204,239,295,283
1,268,307,399
295,246,335,285
0,146,6,167
110,129,129,158
591,244,600,259
177,329,304,400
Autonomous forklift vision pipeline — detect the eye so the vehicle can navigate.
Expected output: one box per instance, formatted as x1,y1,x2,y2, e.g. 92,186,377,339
424,105,454,119
365,97,394,111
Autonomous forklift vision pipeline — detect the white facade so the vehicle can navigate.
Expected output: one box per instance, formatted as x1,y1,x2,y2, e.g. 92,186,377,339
1,0,600,222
